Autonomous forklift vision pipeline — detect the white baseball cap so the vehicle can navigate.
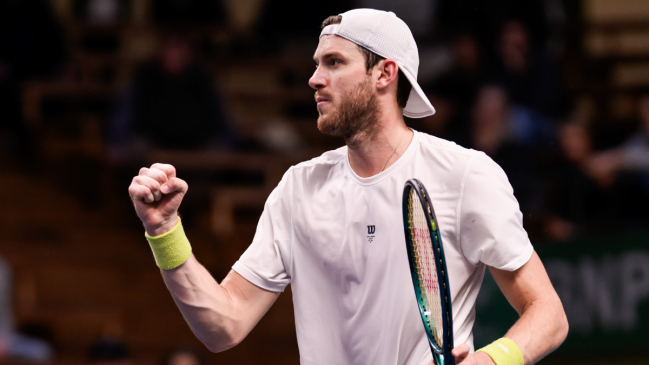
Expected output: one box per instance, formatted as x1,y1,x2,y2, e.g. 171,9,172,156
320,8,435,118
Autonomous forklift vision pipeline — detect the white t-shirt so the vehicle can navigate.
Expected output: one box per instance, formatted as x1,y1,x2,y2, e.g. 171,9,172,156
232,130,533,365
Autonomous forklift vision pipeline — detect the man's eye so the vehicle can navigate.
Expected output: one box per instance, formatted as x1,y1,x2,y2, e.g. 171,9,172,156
330,59,340,66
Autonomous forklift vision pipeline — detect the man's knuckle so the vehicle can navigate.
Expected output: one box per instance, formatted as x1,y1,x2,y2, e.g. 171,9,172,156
152,163,169,171
151,170,167,181
156,170,168,180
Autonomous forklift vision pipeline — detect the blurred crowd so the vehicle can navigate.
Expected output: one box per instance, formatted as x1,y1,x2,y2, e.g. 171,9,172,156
417,18,649,240
1,0,647,239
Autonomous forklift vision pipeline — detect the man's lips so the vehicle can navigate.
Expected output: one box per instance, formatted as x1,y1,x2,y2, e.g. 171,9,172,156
315,95,331,108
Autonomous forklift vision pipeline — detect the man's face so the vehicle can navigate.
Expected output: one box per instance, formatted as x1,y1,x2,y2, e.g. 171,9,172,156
309,35,379,143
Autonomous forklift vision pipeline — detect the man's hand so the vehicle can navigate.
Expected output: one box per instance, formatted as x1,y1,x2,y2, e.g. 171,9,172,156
425,345,495,365
128,163,188,236
452,344,495,364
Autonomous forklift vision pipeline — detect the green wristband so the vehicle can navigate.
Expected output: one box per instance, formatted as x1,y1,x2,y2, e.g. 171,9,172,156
476,337,524,365
145,219,192,270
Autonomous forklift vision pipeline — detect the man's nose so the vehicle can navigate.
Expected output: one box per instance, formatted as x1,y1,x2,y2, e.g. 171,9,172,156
309,67,326,90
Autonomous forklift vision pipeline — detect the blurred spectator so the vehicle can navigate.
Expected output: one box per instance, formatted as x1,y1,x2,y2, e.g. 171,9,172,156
469,86,537,214
585,96,649,224
543,122,617,239
0,257,53,363
160,346,203,365
421,33,483,146
589,95,649,184
437,0,550,54
489,20,561,116
109,32,237,162
88,337,132,365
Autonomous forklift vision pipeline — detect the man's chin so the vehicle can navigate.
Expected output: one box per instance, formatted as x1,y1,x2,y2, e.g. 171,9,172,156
316,115,339,136
316,116,328,133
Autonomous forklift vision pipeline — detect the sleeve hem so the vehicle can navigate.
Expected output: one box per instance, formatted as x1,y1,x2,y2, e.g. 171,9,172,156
232,261,287,293
493,243,534,272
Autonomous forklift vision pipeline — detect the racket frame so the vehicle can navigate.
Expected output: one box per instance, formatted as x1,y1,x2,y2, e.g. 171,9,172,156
402,178,455,365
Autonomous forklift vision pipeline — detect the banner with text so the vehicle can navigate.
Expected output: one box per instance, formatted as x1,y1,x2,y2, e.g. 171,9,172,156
474,233,649,353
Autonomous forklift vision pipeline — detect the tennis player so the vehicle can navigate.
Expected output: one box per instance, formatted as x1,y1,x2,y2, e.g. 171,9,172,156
129,9,568,365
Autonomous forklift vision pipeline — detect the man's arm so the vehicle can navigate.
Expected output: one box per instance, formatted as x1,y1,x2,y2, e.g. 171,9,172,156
128,163,279,352
452,251,569,364
490,251,568,363
161,256,279,352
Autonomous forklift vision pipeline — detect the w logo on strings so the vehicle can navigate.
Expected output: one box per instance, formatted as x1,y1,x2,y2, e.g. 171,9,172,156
367,225,376,234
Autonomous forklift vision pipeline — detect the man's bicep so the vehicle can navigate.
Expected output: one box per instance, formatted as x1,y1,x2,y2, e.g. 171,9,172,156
488,251,560,315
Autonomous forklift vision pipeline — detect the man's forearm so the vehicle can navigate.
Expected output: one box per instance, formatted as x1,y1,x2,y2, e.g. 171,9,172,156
160,254,280,353
161,254,241,352
502,292,568,364
488,253,569,365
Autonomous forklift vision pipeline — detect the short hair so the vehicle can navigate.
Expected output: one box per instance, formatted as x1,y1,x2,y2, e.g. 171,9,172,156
321,15,412,109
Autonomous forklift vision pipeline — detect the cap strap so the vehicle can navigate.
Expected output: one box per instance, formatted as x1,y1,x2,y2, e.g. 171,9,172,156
320,24,341,39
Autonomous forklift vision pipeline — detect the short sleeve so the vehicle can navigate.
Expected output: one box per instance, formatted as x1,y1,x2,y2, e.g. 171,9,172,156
458,152,533,271
232,172,293,292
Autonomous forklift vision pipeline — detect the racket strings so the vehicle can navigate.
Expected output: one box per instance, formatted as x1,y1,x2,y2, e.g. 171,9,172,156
409,191,444,348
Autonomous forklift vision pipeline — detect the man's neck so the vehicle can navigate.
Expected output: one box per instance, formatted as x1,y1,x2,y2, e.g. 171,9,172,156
346,116,413,178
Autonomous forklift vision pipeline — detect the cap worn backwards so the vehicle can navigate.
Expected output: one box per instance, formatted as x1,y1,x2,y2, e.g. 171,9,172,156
320,8,436,118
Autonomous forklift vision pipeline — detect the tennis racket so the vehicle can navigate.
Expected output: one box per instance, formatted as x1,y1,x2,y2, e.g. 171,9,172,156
402,179,454,365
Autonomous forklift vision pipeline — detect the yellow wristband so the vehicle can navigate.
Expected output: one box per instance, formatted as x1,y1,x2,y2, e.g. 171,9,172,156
145,219,192,270
476,338,524,365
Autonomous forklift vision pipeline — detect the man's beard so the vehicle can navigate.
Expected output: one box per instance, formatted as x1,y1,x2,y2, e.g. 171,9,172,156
316,77,379,149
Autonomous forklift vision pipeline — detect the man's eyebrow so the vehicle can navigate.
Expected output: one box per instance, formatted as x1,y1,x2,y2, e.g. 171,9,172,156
314,51,345,63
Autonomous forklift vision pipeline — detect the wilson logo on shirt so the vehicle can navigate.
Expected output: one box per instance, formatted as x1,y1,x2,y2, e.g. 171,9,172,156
367,225,375,242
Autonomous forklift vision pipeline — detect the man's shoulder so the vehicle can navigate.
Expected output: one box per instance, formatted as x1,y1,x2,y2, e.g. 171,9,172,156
270,147,346,194
288,146,348,173
414,131,478,159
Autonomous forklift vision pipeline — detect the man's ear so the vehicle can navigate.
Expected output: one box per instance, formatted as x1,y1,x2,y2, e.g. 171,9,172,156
375,59,399,91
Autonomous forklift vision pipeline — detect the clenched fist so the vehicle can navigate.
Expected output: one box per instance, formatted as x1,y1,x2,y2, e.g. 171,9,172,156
128,163,188,236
